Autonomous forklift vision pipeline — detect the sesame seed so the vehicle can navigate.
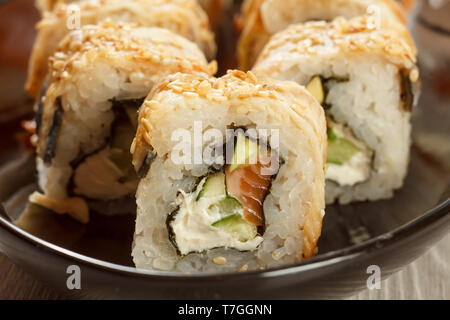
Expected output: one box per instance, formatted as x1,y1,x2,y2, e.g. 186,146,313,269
61,71,70,79
143,131,152,145
238,264,248,272
409,69,419,83
52,60,65,70
183,92,199,98
130,139,136,154
141,118,152,132
212,256,227,265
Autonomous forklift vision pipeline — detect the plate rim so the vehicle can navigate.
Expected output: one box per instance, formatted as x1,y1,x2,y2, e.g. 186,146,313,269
0,197,449,280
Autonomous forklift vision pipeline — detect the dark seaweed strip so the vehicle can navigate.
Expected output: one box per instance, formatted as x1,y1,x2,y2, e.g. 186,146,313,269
43,97,63,164
35,86,47,135
110,97,146,128
110,97,146,110
67,142,109,197
400,70,413,112
166,206,181,255
137,152,157,178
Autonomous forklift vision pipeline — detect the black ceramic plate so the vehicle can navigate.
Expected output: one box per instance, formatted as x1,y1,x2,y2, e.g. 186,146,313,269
0,0,448,299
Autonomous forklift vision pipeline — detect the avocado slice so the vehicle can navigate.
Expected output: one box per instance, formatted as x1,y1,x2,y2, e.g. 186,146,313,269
212,214,257,242
326,127,361,165
196,172,226,201
306,75,325,105
228,131,259,172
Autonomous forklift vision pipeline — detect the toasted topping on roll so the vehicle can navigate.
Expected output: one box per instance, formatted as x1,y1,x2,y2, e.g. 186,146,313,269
27,0,216,98
254,15,419,80
238,0,415,70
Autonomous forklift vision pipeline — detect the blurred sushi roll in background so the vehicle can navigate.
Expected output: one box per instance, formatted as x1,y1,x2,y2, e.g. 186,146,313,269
131,70,327,272
253,15,420,204
29,21,212,223
236,0,414,71
27,0,216,98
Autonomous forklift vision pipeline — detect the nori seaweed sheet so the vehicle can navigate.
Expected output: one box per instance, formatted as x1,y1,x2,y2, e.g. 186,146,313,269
43,97,63,164
400,70,413,112
35,86,47,135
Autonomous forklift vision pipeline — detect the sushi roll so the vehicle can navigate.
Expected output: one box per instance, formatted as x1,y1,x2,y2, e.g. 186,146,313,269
27,0,216,98
237,0,414,70
29,21,212,223
131,70,327,272
253,16,420,204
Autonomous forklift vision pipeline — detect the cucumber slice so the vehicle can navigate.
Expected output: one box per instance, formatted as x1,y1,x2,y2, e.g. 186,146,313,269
196,172,226,200
228,131,259,172
306,75,325,105
209,196,242,214
327,127,361,165
212,214,257,242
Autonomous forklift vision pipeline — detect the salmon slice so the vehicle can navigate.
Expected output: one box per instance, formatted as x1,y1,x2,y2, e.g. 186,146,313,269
225,157,275,226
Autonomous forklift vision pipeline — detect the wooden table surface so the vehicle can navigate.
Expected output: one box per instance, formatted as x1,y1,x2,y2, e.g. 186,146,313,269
1,234,448,300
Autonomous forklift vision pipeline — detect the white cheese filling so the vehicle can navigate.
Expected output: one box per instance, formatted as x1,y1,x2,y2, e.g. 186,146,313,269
170,182,263,255
73,147,137,199
325,122,372,186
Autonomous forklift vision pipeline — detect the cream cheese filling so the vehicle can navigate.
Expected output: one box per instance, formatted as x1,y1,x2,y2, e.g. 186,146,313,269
170,180,263,255
325,122,372,186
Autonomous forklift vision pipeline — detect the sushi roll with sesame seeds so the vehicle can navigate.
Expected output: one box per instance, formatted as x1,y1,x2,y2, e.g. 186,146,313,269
29,21,212,223
27,0,216,98
131,70,327,272
236,0,414,70
253,16,420,204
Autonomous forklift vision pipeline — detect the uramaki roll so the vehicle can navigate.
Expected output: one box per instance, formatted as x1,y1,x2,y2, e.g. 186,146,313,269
27,0,216,98
253,16,420,204
131,70,326,272
30,21,212,223
237,0,414,70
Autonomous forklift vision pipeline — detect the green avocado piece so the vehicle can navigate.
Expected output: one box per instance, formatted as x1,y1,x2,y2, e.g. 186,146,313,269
326,128,361,165
212,214,257,242
306,75,325,105
228,131,259,172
